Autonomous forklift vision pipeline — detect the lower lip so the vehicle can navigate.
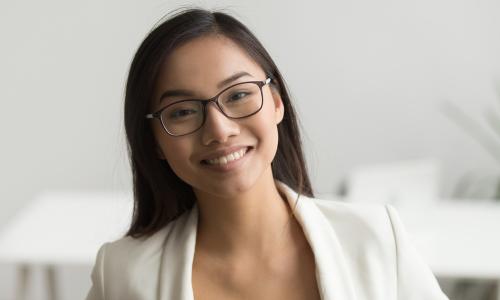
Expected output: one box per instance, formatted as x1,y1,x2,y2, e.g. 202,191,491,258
201,147,253,173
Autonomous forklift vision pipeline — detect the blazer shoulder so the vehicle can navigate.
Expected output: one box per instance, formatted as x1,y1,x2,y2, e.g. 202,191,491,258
311,198,448,299
86,227,169,300
105,223,171,259
311,198,396,259
103,208,193,270
312,197,391,231
88,212,189,299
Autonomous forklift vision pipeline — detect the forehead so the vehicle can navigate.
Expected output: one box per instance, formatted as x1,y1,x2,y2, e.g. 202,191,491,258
155,35,265,97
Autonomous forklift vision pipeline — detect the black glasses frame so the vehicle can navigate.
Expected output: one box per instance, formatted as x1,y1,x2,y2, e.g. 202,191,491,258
146,77,271,137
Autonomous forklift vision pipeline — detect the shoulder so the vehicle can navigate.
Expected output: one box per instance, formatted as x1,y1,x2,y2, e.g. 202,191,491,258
309,197,448,299
105,222,172,258
311,197,415,252
311,197,396,241
87,211,192,300
308,197,400,275
102,225,169,269
312,197,390,220
102,208,193,268
277,181,398,254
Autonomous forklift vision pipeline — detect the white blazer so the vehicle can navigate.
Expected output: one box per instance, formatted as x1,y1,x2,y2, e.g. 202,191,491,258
86,181,449,300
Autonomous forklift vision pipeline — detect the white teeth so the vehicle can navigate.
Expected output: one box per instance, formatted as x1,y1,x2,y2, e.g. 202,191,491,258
206,148,248,165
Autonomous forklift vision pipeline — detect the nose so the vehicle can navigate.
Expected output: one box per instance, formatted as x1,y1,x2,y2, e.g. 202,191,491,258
201,102,240,145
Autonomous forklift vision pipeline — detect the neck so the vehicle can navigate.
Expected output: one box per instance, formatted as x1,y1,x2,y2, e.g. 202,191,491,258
193,170,296,260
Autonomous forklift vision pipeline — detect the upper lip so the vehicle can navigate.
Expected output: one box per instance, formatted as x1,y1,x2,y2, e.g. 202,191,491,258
200,145,251,162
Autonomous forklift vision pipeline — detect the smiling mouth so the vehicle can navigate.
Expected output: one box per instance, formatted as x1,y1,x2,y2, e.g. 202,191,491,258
201,146,252,166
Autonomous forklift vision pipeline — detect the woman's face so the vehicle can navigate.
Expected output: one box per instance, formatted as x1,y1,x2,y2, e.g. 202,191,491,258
150,35,284,198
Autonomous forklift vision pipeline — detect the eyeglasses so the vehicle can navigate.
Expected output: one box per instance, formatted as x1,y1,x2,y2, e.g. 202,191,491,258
146,78,271,137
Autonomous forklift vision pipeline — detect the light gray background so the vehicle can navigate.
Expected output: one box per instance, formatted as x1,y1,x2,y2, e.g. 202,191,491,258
1,0,499,299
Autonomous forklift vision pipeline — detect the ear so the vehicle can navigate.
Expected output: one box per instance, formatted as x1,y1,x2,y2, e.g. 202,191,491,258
271,88,285,125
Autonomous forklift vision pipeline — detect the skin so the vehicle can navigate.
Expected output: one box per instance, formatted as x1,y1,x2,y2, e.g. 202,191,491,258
150,35,320,300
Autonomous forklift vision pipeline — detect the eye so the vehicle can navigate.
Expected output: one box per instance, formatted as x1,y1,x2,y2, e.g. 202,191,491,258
169,109,197,119
228,91,250,102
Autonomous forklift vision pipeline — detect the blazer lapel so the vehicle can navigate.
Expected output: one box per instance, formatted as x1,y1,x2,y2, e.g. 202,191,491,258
158,205,198,300
158,181,358,300
276,181,358,300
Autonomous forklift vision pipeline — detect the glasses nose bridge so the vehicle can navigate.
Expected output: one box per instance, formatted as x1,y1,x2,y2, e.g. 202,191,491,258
202,94,226,117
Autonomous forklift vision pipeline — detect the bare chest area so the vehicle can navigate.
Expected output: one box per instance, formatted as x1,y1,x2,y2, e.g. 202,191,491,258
192,248,321,300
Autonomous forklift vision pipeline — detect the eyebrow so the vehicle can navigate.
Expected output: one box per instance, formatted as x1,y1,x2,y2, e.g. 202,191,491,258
158,71,253,104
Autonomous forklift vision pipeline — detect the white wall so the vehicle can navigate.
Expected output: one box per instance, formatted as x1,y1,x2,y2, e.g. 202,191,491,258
1,0,499,298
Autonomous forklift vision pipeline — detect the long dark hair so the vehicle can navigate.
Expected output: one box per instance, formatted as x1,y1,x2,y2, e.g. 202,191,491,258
124,8,314,238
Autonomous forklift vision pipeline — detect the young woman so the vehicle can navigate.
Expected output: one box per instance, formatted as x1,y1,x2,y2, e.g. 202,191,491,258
86,8,448,300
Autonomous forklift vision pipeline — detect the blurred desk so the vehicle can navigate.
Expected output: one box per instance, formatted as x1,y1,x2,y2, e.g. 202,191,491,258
398,201,500,300
395,201,500,280
320,195,500,299
1,193,500,299
317,195,500,280
0,191,132,300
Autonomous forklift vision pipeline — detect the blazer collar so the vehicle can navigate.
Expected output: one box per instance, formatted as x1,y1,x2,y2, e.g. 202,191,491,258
158,181,357,300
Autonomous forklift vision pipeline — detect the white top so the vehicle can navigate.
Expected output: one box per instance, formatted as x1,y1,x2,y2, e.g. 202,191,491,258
85,181,448,300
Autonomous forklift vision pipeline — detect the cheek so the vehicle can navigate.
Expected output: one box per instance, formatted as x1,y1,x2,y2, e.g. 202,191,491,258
253,104,280,162
152,122,187,157
162,140,191,164
153,125,194,178
161,140,197,184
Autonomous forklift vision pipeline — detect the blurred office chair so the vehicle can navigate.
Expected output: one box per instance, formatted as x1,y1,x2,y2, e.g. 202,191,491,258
345,158,442,206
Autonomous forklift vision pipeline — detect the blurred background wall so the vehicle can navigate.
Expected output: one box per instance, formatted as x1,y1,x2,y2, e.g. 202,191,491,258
1,0,499,299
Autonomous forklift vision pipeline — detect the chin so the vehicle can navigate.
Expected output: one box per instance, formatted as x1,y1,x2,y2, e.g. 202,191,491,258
195,175,259,199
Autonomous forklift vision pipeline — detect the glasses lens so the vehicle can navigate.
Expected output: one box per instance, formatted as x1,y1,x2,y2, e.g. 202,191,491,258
161,100,204,136
219,82,263,118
